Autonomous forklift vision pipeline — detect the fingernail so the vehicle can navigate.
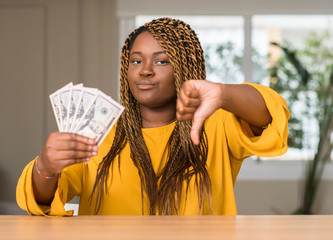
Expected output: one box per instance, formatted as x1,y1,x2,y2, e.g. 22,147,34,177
93,146,98,151
92,152,97,156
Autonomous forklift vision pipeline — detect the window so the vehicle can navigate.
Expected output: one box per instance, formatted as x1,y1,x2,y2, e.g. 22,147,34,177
252,15,333,161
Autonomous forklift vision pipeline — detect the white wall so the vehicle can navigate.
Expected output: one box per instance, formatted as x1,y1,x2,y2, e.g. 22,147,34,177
117,0,333,15
0,0,118,214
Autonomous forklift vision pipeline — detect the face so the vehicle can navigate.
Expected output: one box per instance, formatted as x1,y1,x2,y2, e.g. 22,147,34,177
127,31,177,109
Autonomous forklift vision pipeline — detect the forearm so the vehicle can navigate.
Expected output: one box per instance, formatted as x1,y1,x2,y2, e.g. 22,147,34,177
32,157,58,205
219,84,272,133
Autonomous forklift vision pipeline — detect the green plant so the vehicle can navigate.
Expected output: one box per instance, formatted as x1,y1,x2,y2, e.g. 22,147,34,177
269,30,333,214
204,42,243,84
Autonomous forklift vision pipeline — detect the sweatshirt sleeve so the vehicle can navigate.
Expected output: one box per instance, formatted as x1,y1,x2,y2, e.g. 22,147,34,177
224,83,290,160
16,157,83,217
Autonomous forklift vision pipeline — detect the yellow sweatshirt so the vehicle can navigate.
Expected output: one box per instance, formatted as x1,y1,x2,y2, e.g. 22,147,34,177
16,83,289,216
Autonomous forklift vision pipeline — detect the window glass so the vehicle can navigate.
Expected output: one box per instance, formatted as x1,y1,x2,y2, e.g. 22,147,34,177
252,15,333,160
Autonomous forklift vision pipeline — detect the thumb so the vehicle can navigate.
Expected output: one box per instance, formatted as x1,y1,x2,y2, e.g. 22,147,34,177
191,116,205,145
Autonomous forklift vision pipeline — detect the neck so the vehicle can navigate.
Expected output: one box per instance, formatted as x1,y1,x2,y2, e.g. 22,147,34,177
140,104,176,128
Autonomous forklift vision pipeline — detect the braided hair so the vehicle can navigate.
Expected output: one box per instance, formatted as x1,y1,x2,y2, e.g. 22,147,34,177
91,17,212,215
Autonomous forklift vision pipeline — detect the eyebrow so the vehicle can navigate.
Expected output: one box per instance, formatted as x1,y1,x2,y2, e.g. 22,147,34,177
130,51,167,56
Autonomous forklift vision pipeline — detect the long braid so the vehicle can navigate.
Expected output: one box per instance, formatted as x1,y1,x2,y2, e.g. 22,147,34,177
91,18,212,215
91,26,157,214
146,18,211,214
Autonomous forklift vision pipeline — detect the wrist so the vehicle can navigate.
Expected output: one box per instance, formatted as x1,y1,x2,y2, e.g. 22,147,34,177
217,83,227,109
35,153,58,179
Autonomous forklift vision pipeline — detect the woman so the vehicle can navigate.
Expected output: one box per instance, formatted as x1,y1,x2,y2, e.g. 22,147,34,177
17,17,289,216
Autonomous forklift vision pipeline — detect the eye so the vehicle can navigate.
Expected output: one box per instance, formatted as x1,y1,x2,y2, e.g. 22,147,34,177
156,60,170,65
131,59,142,64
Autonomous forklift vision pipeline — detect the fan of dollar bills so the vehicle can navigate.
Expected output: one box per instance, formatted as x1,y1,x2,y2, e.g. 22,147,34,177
49,82,124,145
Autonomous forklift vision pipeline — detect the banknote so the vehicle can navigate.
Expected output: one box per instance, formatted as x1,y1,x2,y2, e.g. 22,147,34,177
49,91,62,130
75,91,124,145
58,88,72,132
66,84,83,132
49,83,124,145
70,87,98,132
49,82,73,131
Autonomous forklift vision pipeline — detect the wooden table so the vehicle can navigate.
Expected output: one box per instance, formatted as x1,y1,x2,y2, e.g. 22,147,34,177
1,215,332,240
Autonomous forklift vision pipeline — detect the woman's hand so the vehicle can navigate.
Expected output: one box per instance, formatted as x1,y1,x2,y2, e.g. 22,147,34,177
32,132,98,205
38,132,98,177
177,80,272,145
177,80,223,145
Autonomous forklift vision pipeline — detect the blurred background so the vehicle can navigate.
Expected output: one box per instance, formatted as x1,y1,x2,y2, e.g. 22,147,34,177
0,0,332,215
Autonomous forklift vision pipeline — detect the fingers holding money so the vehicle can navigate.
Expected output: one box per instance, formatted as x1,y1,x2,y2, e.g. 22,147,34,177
54,132,96,148
40,132,98,175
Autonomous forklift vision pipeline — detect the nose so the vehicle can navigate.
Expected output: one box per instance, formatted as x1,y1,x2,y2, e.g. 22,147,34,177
139,62,154,78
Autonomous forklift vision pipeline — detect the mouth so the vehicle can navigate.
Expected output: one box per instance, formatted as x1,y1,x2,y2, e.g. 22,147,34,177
136,81,158,90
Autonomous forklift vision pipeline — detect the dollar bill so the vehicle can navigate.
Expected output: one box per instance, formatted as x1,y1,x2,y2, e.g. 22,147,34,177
50,82,73,131
59,89,72,132
70,87,98,132
66,84,83,132
74,91,124,145
97,95,124,145
49,91,62,130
